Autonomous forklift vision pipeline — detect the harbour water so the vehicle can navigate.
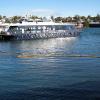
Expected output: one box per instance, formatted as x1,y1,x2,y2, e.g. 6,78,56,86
0,28,100,100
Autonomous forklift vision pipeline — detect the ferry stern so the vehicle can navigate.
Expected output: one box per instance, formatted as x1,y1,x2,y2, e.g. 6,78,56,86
0,31,14,40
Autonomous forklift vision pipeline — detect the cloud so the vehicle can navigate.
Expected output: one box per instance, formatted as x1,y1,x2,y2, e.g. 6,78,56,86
5,9,62,17
26,9,62,17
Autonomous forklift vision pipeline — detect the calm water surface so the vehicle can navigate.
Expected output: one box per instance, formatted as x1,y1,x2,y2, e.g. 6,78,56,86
0,28,100,100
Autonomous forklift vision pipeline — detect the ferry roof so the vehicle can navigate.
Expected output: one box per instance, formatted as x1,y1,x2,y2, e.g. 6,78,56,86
0,22,75,27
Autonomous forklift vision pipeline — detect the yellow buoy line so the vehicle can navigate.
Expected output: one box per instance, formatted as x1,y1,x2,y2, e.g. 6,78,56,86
16,52,100,59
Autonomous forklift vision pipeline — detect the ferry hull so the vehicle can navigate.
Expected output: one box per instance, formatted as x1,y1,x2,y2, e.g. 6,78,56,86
11,32,79,40
0,32,79,41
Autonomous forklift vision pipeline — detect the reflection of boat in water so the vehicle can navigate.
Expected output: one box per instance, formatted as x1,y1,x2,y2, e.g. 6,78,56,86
0,20,79,40
16,37,77,58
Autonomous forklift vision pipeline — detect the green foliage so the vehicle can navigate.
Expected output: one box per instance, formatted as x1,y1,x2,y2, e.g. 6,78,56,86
55,17,62,22
83,19,89,27
11,16,21,23
0,14,100,26
0,15,2,20
95,14,100,22
5,18,11,23
30,16,38,20
73,15,80,22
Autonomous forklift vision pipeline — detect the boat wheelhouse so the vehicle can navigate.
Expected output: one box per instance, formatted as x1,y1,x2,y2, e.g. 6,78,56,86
0,21,79,40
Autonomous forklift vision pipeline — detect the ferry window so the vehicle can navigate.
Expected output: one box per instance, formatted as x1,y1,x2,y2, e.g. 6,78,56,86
33,27,35,29
60,26,66,30
70,26,75,29
22,29,24,33
26,28,31,31
55,25,64,30
38,26,40,29
16,27,19,30
65,26,70,30
9,26,18,30
55,26,59,30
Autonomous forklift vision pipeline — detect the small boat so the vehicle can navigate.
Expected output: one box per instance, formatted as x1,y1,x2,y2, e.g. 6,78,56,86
89,22,100,28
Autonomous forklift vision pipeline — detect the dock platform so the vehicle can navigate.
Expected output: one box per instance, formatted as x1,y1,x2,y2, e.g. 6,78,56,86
0,34,14,40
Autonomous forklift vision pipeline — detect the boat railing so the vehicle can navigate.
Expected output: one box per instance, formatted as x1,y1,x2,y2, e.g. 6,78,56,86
42,30,69,33
7,29,70,35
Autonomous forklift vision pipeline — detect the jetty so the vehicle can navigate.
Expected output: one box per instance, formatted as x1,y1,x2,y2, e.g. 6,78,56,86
89,22,100,28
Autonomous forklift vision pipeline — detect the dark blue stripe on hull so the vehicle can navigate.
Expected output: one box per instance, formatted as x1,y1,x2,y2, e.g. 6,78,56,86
10,32,79,40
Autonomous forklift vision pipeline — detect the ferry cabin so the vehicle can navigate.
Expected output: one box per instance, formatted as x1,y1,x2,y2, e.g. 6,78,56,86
0,22,78,40
7,22,76,35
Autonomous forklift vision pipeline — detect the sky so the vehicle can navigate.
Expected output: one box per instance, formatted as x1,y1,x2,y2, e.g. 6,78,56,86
0,0,100,17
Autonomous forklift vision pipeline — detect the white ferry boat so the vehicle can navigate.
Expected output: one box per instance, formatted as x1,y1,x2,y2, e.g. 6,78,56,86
0,21,79,40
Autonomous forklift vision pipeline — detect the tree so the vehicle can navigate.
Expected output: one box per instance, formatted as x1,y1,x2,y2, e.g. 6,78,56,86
30,15,38,20
5,18,11,23
11,16,21,23
67,16,72,22
62,17,67,23
0,15,2,20
83,19,89,27
96,14,100,22
55,17,62,22
3,16,6,19
73,15,80,23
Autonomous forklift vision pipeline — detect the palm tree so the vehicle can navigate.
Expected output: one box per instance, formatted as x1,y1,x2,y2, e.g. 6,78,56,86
73,15,80,23
96,14,100,22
